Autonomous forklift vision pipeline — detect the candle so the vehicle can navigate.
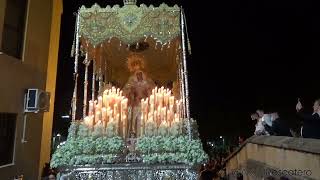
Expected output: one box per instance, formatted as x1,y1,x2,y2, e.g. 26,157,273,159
85,115,94,131
89,100,94,116
167,109,172,125
122,114,127,137
108,110,113,120
159,94,163,108
84,116,90,126
148,112,153,122
98,96,102,106
157,108,161,126
141,99,145,108
141,114,144,136
103,91,107,107
122,115,127,138
150,95,154,106
102,107,107,127
123,99,128,109
116,114,120,134
169,96,174,107
95,110,101,125
150,104,154,113
114,104,118,116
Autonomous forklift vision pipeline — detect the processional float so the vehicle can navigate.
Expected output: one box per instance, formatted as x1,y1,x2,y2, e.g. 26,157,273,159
51,0,207,179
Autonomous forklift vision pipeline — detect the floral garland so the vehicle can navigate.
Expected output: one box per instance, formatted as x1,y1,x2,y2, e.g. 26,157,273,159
50,136,124,168
136,136,208,165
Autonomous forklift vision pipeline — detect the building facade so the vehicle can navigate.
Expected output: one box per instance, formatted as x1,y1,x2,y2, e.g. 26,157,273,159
0,0,62,179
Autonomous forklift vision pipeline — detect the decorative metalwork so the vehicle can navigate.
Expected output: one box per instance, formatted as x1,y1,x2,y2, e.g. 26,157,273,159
92,60,96,101
78,3,181,46
181,8,191,141
83,53,90,118
72,13,80,121
58,164,198,180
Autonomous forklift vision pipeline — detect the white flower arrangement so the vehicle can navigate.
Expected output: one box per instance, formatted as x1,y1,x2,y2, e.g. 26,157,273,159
69,154,117,165
78,124,90,137
50,136,124,168
105,121,117,138
67,121,78,139
169,121,181,136
158,123,168,136
144,120,156,136
136,136,208,165
92,121,104,137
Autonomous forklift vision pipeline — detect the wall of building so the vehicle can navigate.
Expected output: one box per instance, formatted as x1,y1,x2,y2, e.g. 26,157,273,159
0,0,62,179
225,136,320,180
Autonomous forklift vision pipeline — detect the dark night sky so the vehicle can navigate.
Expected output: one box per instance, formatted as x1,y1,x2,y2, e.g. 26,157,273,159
53,0,320,141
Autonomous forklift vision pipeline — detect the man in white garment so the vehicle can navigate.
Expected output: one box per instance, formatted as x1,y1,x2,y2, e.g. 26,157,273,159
252,110,270,135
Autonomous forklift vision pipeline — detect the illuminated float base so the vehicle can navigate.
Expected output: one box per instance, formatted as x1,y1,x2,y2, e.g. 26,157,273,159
58,164,197,180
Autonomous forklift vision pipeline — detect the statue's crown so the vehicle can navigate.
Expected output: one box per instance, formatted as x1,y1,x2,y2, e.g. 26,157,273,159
123,0,137,5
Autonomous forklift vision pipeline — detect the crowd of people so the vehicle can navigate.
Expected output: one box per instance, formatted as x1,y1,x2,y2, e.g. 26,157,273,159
251,98,320,139
41,163,57,180
198,154,228,180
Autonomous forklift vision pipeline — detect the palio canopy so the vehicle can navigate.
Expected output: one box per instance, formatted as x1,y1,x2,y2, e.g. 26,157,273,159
75,2,183,87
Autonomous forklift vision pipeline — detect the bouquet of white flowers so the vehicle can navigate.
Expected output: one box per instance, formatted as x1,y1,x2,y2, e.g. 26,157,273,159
78,124,90,137
136,136,208,165
92,121,104,137
67,121,78,139
50,136,124,168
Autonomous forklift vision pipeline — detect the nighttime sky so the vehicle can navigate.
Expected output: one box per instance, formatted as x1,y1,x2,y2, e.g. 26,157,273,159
53,0,320,140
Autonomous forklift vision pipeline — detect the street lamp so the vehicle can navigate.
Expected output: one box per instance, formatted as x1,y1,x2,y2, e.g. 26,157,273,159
57,133,61,144
61,115,70,119
220,136,225,147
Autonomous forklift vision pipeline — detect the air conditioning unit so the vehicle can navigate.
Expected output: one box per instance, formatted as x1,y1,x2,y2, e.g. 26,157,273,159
24,89,50,113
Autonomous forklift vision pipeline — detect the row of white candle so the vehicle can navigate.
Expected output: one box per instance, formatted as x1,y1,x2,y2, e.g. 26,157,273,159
140,87,183,136
82,86,184,138
84,87,128,138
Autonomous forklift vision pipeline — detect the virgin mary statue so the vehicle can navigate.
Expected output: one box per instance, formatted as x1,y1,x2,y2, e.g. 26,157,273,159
122,53,155,137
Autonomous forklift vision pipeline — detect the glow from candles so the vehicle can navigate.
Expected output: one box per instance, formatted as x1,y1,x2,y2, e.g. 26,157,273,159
141,87,183,136
82,86,128,138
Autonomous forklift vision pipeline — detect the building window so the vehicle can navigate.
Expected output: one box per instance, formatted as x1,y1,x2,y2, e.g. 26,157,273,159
1,0,28,59
0,113,17,167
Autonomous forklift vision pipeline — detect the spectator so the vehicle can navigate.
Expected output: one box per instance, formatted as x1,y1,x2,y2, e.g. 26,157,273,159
238,136,245,146
251,112,268,135
296,98,320,139
236,173,243,180
48,173,56,180
269,112,291,136
41,163,51,178
199,164,215,180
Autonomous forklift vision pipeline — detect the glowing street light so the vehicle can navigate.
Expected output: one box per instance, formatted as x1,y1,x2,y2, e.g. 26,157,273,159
61,115,70,119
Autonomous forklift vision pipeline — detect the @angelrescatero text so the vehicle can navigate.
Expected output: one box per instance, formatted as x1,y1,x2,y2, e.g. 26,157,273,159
229,168,312,177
